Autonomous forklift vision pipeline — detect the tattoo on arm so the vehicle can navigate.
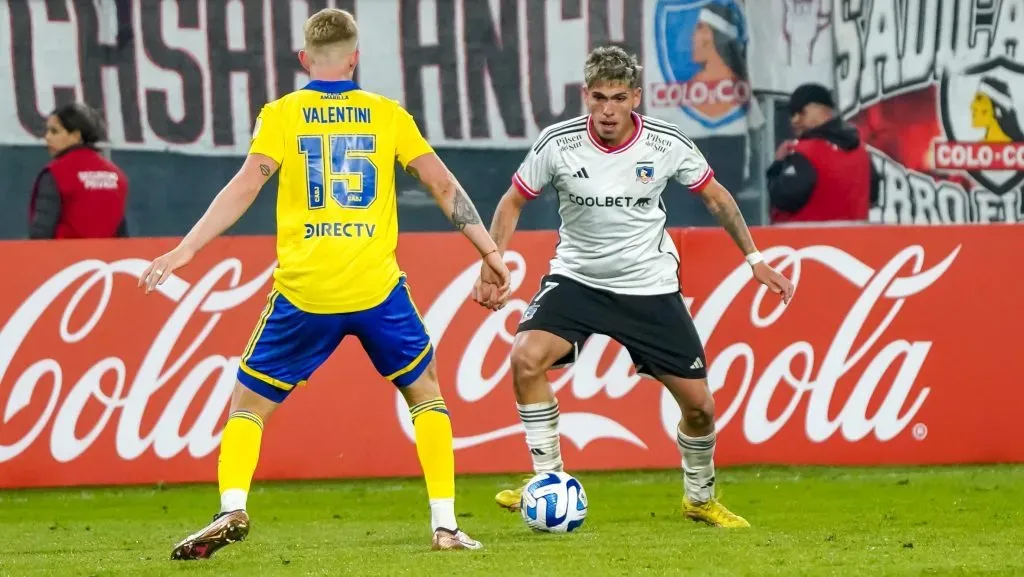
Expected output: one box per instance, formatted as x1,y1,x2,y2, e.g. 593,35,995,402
707,197,757,255
406,163,482,231
450,186,483,231
260,164,271,177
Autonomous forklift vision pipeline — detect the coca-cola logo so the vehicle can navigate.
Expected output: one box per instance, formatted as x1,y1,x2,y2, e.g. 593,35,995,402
396,251,648,452
0,243,959,467
398,244,959,450
0,258,275,464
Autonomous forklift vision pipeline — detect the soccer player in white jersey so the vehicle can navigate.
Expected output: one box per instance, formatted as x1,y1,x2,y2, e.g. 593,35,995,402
473,46,795,528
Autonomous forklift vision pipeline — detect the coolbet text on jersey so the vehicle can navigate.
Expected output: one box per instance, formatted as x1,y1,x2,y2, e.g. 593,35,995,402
237,79,436,403
249,79,433,314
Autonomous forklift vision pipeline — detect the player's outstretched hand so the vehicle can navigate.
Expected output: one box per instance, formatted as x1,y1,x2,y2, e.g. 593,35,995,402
139,244,195,294
752,261,795,304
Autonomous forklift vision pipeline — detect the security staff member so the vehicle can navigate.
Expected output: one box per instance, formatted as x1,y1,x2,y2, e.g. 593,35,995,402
29,103,129,239
767,83,878,223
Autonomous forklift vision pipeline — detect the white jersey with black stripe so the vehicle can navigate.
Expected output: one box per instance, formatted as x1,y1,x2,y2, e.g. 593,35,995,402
512,113,714,295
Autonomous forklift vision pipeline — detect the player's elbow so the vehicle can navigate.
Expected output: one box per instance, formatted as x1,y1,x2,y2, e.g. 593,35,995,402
230,175,264,200
500,186,528,212
427,171,458,200
219,172,265,205
699,179,734,212
702,194,730,216
407,154,456,199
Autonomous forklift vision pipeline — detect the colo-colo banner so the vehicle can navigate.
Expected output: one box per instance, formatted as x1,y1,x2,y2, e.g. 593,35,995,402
644,0,762,137
1,226,1022,489
747,0,835,96
834,0,1024,224
0,0,767,155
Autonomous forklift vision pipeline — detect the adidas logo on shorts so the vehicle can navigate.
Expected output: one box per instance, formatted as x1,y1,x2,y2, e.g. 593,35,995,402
689,357,704,370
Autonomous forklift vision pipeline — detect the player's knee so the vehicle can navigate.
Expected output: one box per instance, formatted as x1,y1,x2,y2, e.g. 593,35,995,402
230,381,280,420
400,359,442,406
684,396,715,430
510,345,549,389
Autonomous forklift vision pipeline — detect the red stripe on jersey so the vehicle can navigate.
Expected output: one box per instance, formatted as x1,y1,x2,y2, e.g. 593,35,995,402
587,112,644,154
512,173,540,199
688,167,714,193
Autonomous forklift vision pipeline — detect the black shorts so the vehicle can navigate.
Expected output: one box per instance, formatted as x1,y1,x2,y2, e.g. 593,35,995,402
517,274,707,380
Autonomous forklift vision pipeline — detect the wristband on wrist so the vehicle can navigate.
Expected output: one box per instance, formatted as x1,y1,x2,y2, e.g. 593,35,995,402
745,251,764,266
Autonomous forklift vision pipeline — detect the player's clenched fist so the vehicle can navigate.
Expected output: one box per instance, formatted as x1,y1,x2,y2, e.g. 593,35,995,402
139,244,195,294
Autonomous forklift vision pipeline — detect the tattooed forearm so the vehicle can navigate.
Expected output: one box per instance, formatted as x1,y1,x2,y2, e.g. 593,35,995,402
450,186,483,231
406,161,483,231
707,197,757,255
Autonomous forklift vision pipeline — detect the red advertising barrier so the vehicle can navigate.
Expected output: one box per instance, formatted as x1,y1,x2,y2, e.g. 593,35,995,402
0,226,1021,488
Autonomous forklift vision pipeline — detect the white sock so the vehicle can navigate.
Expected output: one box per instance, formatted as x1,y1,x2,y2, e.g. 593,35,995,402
677,428,716,503
518,401,563,473
220,488,247,513
430,498,457,532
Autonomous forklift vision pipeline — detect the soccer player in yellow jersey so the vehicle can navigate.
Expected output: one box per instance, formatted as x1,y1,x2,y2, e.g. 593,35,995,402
140,8,509,558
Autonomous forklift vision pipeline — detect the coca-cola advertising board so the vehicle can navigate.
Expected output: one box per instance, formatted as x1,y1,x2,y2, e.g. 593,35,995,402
1,226,1021,489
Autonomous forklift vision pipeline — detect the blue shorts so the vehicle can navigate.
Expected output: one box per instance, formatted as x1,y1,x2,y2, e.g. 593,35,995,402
236,277,433,403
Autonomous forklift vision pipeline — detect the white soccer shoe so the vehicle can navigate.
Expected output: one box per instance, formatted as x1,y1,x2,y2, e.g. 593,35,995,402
431,527,483,550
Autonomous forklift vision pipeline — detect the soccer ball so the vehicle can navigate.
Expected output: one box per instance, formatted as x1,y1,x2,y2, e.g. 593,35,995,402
520,472,588,533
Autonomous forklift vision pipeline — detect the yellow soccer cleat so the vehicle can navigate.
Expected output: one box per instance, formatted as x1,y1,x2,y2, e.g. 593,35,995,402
682,497,751,528
495,476,532,511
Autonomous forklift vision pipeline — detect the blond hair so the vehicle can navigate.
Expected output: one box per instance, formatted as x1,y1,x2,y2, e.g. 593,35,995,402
584,46,642,89
303,8,358,59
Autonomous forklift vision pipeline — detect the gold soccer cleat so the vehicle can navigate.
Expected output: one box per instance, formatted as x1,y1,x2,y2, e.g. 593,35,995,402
170,510,250,560
431,528,483,550
682,497,751,528
494,476,533,512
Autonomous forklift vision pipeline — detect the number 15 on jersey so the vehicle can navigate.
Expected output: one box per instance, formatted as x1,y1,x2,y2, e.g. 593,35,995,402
298,134,378,210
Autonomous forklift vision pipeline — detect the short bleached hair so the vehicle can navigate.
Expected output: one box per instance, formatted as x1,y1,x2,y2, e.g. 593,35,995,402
304,8,358,57
584,46,642,89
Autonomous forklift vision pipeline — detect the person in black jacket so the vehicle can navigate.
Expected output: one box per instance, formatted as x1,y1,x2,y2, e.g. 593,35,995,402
766,84,880,223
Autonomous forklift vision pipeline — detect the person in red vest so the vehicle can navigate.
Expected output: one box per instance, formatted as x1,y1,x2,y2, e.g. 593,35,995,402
29,103,129,239
766,83,879,224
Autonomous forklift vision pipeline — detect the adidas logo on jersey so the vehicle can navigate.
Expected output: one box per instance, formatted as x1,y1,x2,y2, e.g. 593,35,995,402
571,167,590,178
689,357,704,370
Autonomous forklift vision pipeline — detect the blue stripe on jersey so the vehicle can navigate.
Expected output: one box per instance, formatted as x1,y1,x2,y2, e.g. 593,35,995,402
303,79,360,94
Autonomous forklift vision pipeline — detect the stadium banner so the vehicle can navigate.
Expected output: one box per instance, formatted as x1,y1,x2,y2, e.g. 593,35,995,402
0,0,768,155
833,0,1024,225
643,0,763,137
1,225,1022,488
746,0,834,97
0,0,645,153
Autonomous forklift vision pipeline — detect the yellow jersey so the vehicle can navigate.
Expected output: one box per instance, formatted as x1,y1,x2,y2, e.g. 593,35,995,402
248,79,433,313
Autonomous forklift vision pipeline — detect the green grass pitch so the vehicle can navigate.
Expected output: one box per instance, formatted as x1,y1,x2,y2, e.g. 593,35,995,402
1,466,1022,576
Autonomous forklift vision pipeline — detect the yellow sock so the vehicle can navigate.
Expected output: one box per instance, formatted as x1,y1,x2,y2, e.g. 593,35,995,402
410,398,457,531
217,410,264,512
